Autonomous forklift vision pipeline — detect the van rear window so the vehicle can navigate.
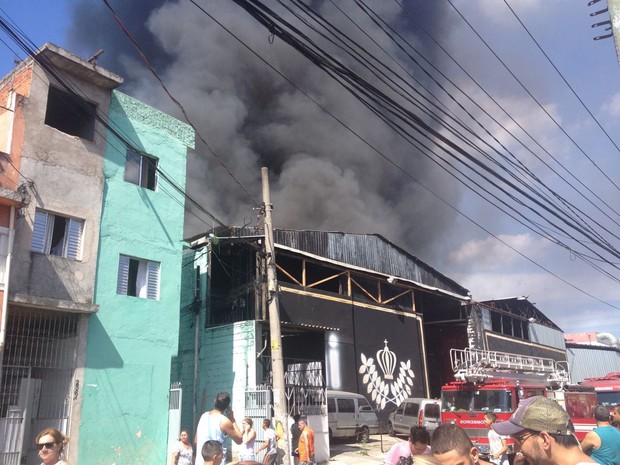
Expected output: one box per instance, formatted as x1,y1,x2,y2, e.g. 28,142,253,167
424,403,440,419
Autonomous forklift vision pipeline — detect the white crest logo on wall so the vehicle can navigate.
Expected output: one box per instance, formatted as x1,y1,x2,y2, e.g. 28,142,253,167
359,340,414,410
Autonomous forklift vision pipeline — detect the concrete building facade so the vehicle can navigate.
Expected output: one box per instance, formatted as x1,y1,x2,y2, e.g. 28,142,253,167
175,229,471,463
0,43,122,465
0,43,194,465
77,90,194,464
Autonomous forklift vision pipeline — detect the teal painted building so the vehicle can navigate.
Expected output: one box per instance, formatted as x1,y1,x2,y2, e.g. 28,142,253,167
78,90,194,464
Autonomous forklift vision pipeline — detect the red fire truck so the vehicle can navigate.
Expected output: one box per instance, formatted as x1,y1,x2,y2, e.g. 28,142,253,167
440,348,597,456
581,372,620,406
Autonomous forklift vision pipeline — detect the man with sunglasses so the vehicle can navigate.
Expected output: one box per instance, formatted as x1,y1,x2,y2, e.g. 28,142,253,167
493,396,597,465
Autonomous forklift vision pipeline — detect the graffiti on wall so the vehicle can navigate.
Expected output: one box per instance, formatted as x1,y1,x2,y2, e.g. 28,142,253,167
359,340,415,410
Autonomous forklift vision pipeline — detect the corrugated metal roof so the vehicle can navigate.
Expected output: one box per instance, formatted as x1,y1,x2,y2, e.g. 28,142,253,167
272,229,469,297
567,344,620,383
192,227,470,299
529,323,566,351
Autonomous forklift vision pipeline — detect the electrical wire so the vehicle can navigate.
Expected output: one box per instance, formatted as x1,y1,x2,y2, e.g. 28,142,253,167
446,0,620,208
101,0,260,209
230,0,620,269
286,0,620,256
189,0,620,308
0,15,231,232
503,0,620,192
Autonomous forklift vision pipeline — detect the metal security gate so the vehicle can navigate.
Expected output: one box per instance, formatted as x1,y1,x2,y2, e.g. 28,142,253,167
245,385,272,463
284,361,326,416
246,361,326,462
167,382,182,459
254,359,327,415
0,308,78,465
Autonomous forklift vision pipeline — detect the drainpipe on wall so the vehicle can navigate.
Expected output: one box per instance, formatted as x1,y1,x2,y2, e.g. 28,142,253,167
0,205,16,353
193,258,203,432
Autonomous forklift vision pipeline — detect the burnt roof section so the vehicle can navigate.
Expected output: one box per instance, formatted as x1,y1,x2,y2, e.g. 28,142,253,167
479,297,561,331
192,227,470,299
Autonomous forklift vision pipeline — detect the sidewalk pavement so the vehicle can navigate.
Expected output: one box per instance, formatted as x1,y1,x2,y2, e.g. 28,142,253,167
322,434,404,465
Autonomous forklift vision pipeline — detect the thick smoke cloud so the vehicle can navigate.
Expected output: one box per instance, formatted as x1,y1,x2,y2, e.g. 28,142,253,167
67,0,461,260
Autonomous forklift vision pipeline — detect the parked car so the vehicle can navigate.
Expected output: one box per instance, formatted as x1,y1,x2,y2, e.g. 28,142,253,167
387,397,441,436
327,390,380,442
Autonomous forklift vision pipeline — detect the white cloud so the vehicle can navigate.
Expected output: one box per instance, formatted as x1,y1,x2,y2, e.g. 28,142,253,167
601,92,620,117
449,233,549,269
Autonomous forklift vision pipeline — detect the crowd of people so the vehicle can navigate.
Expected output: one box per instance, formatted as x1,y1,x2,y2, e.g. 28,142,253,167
186,391,314,465
383,396,620,465
31,394,620,465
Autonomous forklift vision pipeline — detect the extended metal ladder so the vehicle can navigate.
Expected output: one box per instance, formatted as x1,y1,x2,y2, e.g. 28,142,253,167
450,348,570,385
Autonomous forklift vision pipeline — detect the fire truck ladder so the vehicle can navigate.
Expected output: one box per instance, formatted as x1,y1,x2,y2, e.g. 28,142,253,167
450,348,570,386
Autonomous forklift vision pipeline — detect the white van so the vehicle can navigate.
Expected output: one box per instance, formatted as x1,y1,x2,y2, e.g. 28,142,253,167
326,390,379,442
387,397,441,436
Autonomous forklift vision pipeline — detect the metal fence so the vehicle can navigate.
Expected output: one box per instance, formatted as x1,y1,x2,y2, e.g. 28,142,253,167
0,308,78,465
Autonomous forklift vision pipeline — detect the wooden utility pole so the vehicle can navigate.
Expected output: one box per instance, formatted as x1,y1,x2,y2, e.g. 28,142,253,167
261,167,290,465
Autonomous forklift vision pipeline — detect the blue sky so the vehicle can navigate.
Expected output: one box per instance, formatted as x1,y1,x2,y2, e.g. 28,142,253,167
2,1,620,337
0,2,71,76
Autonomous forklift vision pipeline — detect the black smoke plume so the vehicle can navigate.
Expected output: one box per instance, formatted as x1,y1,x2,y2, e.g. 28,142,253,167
68,0,460,261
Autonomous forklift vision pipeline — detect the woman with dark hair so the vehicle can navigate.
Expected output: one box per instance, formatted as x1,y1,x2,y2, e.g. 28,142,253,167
171,429,194,465
35,427,68,465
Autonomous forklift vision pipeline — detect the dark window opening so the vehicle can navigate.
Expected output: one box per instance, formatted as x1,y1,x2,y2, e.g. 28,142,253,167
381,283,414,311
125,149,158,190
49,215,67,256
491,311,502,333
276,255,303,285
127,258,139,297
351,274,379,304
489,309,530,341
209,243,257,326
502,314,512,336
44,87,96,140
513,318,523,338
305,261,341,293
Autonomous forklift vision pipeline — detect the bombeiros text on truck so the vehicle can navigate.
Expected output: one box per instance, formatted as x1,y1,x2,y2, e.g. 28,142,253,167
440,348,597,456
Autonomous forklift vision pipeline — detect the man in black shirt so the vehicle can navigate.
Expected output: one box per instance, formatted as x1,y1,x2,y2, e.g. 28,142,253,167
290,414,301,465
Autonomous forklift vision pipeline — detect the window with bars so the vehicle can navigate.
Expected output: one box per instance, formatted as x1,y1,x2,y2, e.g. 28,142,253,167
124,149,157,190
31,210,84,260
116,254,160,300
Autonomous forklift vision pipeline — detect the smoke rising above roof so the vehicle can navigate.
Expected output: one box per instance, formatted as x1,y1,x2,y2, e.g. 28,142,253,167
67,1,462,262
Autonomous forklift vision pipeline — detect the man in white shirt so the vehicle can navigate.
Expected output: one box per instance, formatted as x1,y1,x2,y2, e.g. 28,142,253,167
484,412,508,465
